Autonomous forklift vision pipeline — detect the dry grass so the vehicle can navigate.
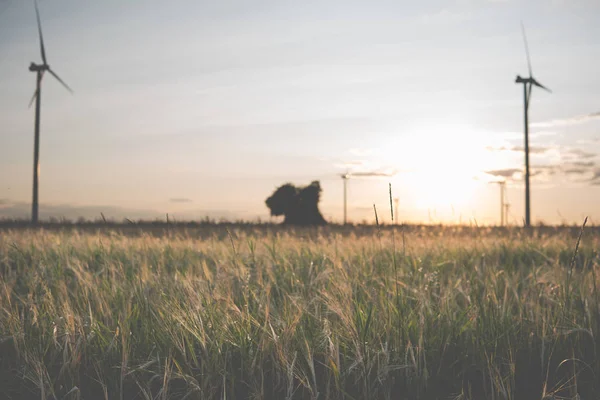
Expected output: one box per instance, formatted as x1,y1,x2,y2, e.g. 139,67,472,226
0,225,599,399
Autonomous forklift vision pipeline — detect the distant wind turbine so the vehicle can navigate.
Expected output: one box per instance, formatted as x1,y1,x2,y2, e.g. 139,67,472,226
28,0,73,224
340,170,397,224
341,171,349,224
489,180,508,226
515,23,551,228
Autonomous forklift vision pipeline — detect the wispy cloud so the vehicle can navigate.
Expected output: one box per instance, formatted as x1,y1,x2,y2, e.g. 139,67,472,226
490,145,598,163
564,167,588,175
485,145,553,154
588,169,600,185
569,160,596,168
570,168,600,185
334,158,400,178
532,111,600,128
483,160,600,187
169,198,193,203
561,148,597,160
347,170,397,177
513,146,554,154
484,168,522,179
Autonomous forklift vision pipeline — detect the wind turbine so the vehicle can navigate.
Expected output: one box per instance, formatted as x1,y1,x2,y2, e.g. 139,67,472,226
515,23,551,228
28,0,73,224
490,180,507,226
339,170,397,224
341,171,350,224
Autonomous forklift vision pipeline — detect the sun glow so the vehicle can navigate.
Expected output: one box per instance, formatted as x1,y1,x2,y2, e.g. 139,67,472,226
383,125,506,210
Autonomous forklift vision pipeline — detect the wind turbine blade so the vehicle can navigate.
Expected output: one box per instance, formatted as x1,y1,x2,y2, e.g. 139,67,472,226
520,22,532,77
349,171,397,177
34,0,47,64
526,82,532,110
28,69,45,108
532,79,552,93
28,89,39,108
48,68,73,93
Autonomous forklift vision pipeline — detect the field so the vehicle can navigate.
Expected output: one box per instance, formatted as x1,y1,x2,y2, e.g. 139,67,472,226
1,223,599,400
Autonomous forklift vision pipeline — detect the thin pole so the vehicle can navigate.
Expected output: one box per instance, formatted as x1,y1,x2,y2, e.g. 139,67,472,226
524,82,531,227
343,176,347,225
501,184,504,226
32,70,42,224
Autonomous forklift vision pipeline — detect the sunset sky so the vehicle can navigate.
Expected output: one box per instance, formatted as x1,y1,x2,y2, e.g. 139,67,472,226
1,0,599,225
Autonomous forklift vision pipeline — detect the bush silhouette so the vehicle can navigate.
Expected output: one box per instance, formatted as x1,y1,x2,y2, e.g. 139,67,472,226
265,181,327,225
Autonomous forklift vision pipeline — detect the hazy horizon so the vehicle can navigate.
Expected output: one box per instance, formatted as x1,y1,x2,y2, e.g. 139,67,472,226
1,0,599,225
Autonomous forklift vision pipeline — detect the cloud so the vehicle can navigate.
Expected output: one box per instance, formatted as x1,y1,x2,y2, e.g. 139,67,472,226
513,146,553,155
483,164,571,183
169,198,193,203
485,145,552,154
576,138,600,145
532,111,600,128
533,165,560,172
485,144,597,165
564,168,588,175
484,168,522,179
588,169,600,185
533,163,600,186
334,158,400,178
527,165,561,180
562,148,597,160
481,152,599,187
569,160,596,168
347,170,397,177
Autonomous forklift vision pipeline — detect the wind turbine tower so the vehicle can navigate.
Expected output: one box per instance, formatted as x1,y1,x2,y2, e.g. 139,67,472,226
515,23,551,228
498,181,506,226
341,172,349,224
489,180,509,226
28,0,73,224
504,202,511,226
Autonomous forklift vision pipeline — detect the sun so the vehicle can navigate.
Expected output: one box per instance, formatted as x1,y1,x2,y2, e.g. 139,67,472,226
382,124,503,211
409,171,479,211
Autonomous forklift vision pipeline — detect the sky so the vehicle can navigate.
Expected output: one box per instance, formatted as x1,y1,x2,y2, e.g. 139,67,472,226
0,0,599,225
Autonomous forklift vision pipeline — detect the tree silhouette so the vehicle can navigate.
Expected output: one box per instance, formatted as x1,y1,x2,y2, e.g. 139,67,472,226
265,181,327,225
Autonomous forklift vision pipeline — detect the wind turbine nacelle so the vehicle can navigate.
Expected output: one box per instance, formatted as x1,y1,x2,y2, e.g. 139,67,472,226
515,75,532,84
29,62,47,72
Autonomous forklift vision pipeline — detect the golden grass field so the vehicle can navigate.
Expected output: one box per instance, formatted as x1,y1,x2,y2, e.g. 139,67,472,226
1,223,599,399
